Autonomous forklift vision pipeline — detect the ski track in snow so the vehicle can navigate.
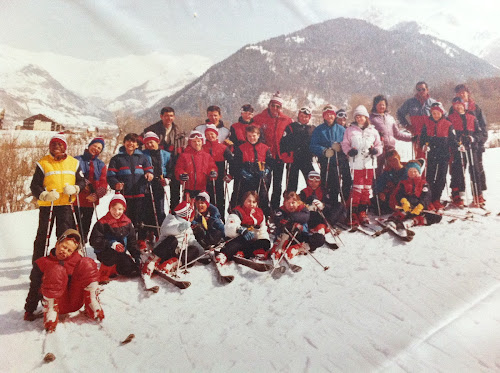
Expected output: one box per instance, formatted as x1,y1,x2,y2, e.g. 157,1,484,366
0,148,499,372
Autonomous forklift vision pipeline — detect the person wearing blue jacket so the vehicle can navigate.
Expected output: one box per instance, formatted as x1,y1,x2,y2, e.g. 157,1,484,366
142,132,172,239
310,105,351,205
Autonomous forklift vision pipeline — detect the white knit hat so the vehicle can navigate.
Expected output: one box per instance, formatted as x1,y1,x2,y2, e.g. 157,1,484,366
353,105,370,118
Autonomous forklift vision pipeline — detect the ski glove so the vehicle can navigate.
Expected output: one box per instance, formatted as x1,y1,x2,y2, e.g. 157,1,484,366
111,242,125,253
259,168,270,178
241,169,253,180
64,184,80,196
400,198,411,213
347,148,358,157
209,170,218,180
39,190,60,202
237,227,254,241
179,173,189,181
331,143,342,153
368,147,378,156
323,148,335,158
161,177,170,187
312,199,324,211
411,204,424,216
422,144,431,153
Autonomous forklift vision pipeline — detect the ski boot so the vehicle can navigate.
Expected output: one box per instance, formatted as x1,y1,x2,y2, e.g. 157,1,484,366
84,282,104,321
42,296,59,333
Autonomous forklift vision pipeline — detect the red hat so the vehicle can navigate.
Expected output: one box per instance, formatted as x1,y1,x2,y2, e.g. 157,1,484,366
204,124,218,137
50,133,67,151
174,201,194,221
430,102,444,114
143,131,160,144
109,194,127,209
322,104,338,117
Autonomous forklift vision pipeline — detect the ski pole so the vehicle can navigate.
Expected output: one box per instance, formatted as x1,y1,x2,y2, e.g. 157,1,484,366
371,157,381,216
148,182,160,239
458,146,471,209
285,163,291,191
212,179,217,207
270,230,299,275
173,231,189,277
465,147,480,205
44,201,55,257
317,210,344,246
178,236,238,270
70,203,86,256
335,153,345,205
75,193,86,243
324,158,331,192
284,227,329,271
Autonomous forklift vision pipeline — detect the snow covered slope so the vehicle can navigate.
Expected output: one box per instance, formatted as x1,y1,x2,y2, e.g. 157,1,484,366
0,149,498,372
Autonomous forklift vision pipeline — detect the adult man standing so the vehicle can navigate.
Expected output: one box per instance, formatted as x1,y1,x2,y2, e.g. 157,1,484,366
397,81,438,158
280,107,315,193
142,107,185,212
253,91,293,211
194,105,231,144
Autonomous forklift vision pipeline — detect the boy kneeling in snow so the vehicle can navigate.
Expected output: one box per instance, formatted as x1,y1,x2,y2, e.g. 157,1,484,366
89,194,141,284
24,229,104,332
141,200,203,290
388,160,442,228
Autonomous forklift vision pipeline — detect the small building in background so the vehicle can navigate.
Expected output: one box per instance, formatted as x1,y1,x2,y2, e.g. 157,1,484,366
21,114,64,131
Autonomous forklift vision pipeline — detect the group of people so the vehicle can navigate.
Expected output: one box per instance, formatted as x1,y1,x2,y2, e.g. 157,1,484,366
23,82,489,332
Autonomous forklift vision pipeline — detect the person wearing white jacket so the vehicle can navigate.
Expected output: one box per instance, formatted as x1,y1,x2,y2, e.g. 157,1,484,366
341,105,383,227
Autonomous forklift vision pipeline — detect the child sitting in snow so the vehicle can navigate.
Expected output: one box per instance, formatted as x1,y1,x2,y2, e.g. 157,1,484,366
191,191,225,249
24,229,104,332
216,191,271,265
271,191,325,263
388,160,442,228
141,200,204,290
89,194,141,284
372,149,406,215
299,170,346,234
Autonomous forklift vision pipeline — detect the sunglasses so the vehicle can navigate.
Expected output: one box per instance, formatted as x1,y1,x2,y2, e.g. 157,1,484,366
336,112,347,118
299,107,312,115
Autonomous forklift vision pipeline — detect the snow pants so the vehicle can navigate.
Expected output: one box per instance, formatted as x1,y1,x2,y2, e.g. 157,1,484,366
319,154,352,204
143,180,167,235
221,237,271,259
77,206,94,243
286,160,314,193
450,148,484,196
348,169,374,208
426,156,449,202
153,235,199,265
207,161,226,220
125,197,145,240
41,257,98,314
33,205,75,263
270,159,285,211
96,250,139,276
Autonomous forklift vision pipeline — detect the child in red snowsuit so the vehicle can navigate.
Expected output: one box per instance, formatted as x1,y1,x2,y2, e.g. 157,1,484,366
175,130,218,199
24,229,104,332
89,194,141,284
202,124,233,218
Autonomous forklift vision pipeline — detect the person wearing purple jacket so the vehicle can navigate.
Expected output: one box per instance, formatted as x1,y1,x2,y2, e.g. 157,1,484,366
369,95,412,177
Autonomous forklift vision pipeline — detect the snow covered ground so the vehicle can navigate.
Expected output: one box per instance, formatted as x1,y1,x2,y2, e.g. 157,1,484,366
0,149,499,372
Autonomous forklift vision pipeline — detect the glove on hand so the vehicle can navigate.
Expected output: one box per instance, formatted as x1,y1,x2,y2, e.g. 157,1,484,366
161,177,170,187
39,190,60,202
209,170,218,179
422,145,431,153
332,143,342,152
368,147,378,156
64,185,80,196
111,242,125,253
400,198,411,213
411,204,424,216
259,169,269,178
241,169,253,180
323,148,335,158
347,148,358,157
237,227,254,241
312,199,324,211
179,173,189,181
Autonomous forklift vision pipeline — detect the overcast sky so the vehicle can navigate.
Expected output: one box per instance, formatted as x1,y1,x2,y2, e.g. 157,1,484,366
1,0,499,62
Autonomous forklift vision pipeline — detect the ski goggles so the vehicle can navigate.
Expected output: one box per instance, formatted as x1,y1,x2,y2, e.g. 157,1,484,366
299,107,312,115
57,232,81,245
308,175,321,181
336,112,347,118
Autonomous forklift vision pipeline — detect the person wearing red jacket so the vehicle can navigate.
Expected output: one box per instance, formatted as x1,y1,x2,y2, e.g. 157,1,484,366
202,124,233,219
74,137,108,243
253,91,293,210
24,229,104,332
175,130,218,199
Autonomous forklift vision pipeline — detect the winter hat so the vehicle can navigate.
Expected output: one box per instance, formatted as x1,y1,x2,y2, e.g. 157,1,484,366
308,170,321,180
336,109,347,118
269,91,283,106
57,228,82,250
322,105,338,116
174,201,194,221
299,107,312,115
196,191,210,205
241,104,254,113
204,124,218,137
430,102,444,114
50,133,67,151
143,131,160,144
353,105,370,118
405,159,425,176
452,97,465,106
109,194,127,209
88,137,105,150
189,130,204,140
454,84,469,93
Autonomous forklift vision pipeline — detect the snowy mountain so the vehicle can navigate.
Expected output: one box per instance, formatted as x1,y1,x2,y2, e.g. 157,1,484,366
1,144,499,372
0,64,114,129
142,18,499,121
